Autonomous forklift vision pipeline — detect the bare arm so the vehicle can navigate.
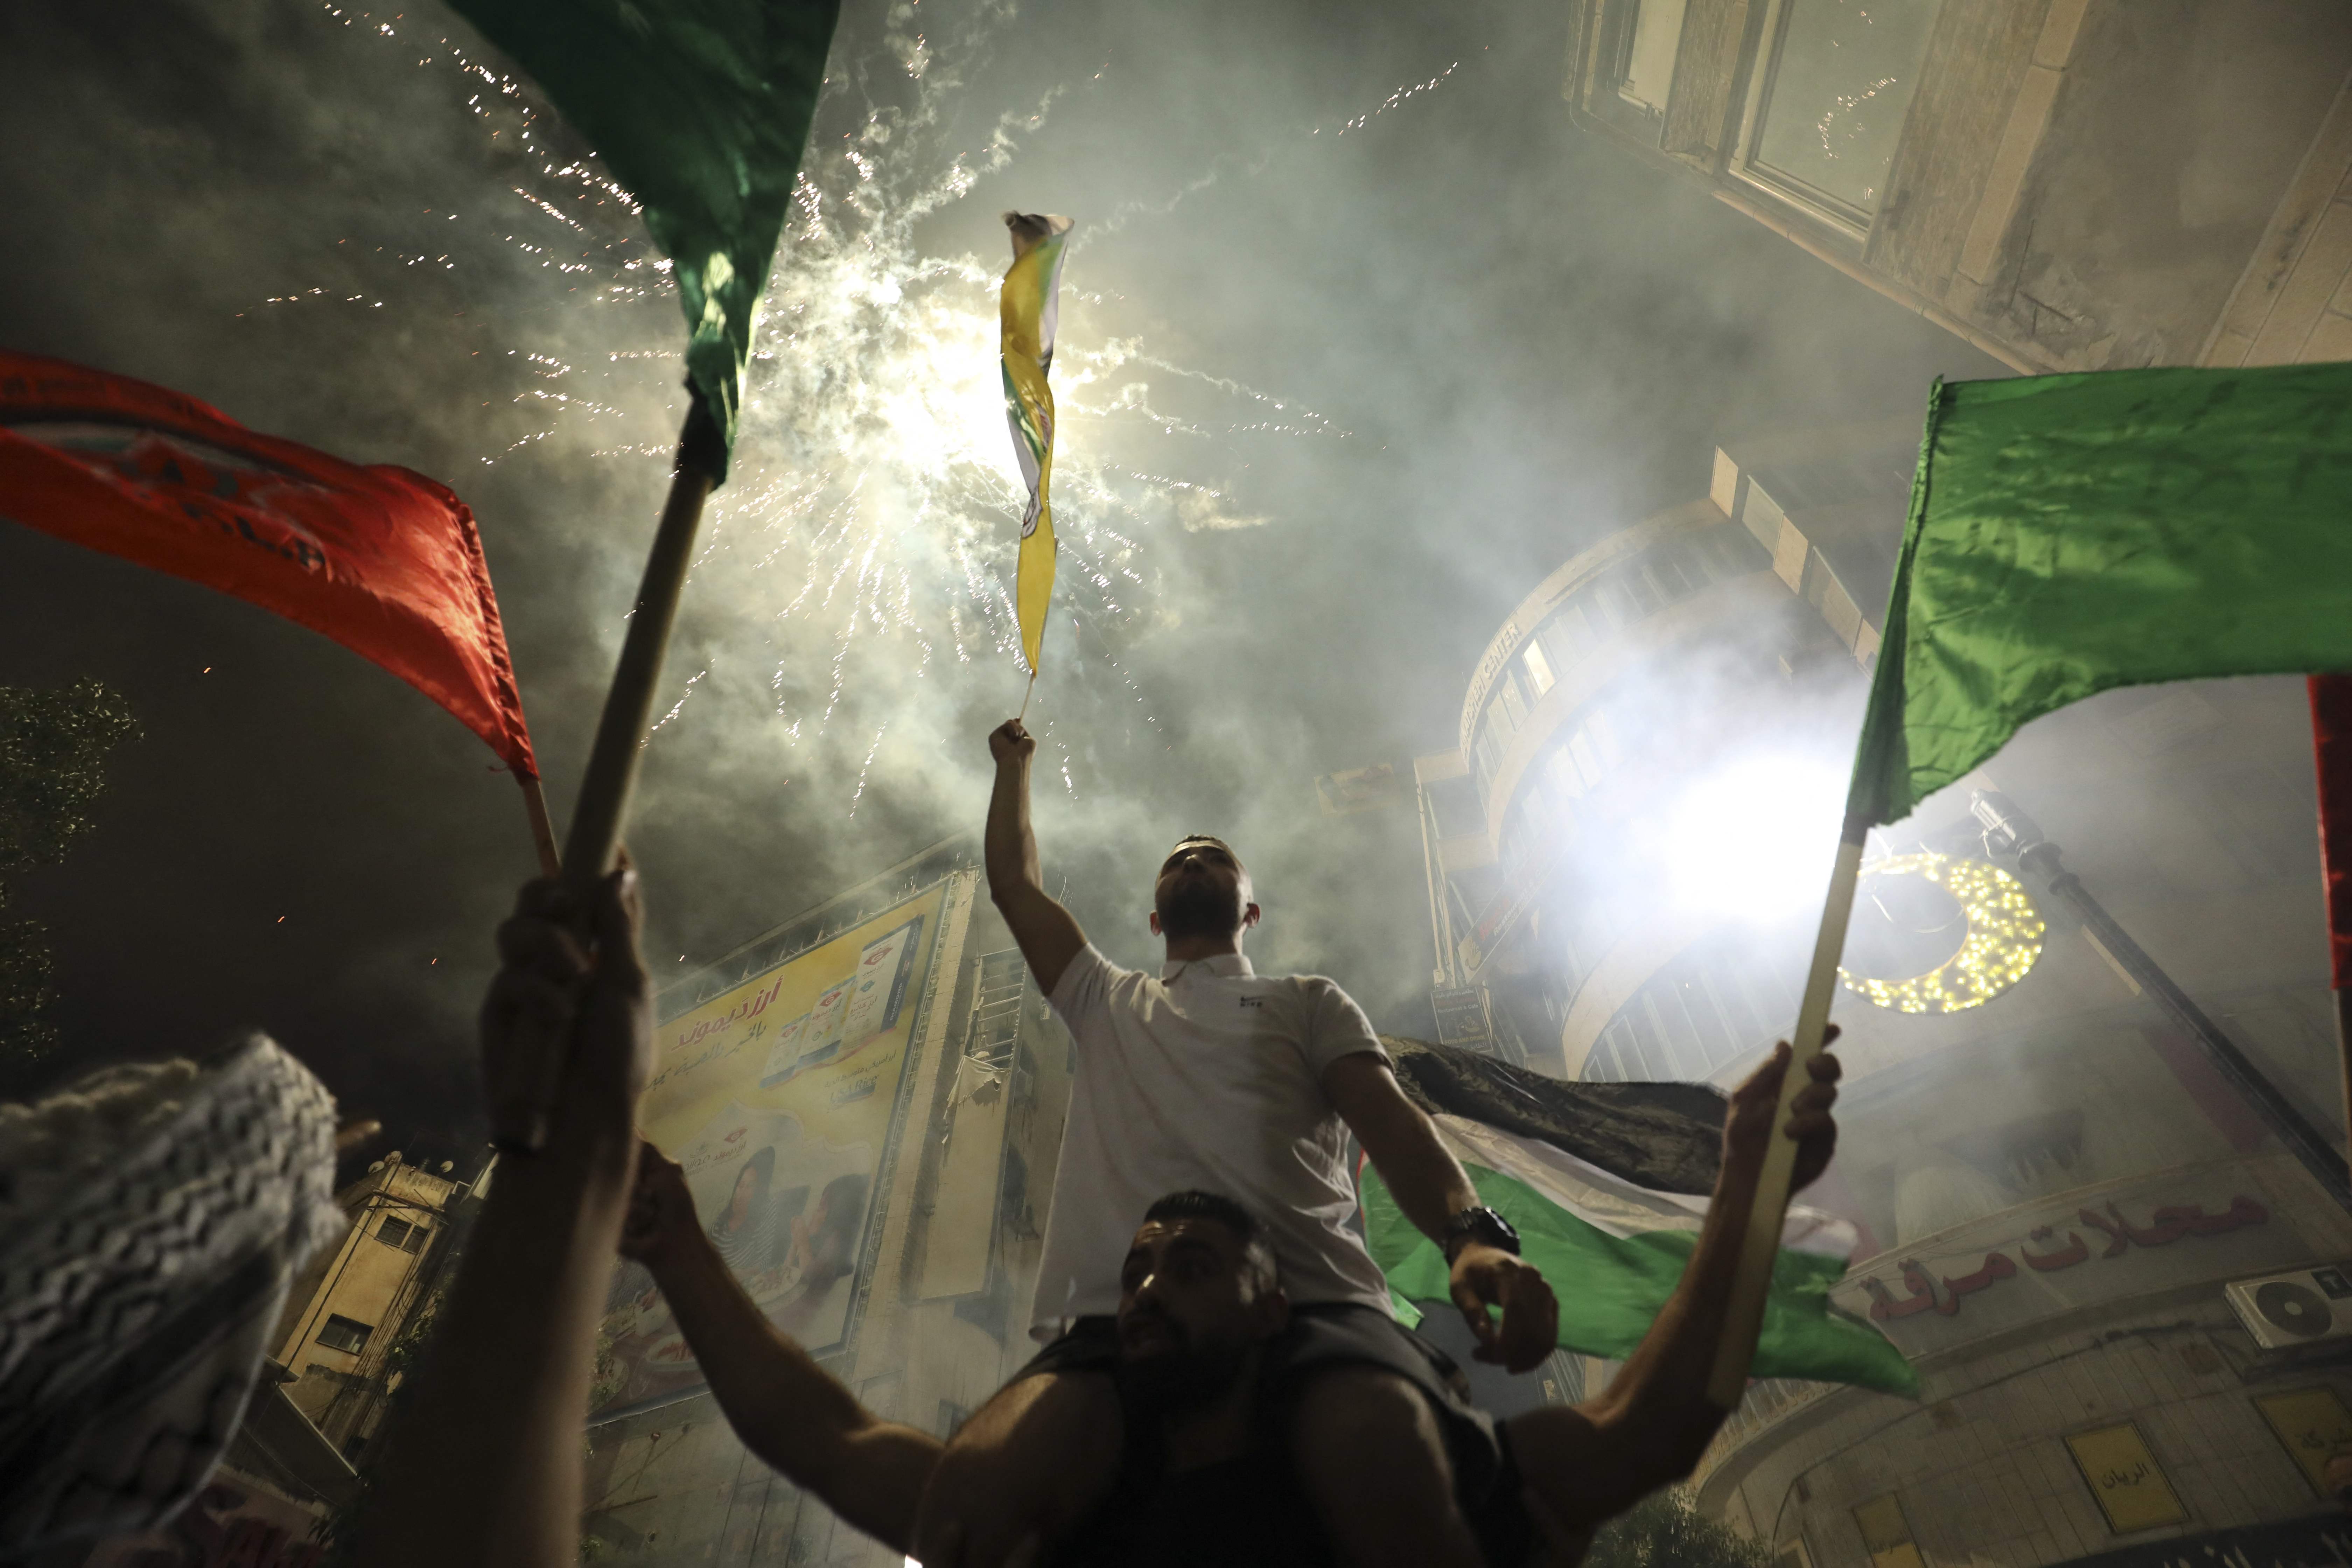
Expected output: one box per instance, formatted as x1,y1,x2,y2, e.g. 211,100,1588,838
352,872,649,1568
624,1144,938,1549
1505,1038,1844,1548
1325,1051,1558,1372
985,719,1085,994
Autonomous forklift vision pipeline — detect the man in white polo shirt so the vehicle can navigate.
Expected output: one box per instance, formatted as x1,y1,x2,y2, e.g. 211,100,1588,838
907,719,1561,1568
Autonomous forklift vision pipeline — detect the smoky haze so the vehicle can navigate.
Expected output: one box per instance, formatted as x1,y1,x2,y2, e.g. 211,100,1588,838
0,0,2000,1169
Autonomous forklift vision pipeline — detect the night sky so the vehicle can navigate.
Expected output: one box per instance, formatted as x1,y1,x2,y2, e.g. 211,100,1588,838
0,0,2000,1171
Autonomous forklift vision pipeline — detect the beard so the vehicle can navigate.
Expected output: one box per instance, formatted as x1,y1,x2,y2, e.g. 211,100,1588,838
1155,877,1245,941
1116,1318,1254,1418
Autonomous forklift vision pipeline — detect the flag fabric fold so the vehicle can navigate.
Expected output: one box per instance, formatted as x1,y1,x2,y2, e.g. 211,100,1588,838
1001,212,1073,678
1850,362,2352,827
1366,1039,1917,1397
449,0,844,479
0,352,537,777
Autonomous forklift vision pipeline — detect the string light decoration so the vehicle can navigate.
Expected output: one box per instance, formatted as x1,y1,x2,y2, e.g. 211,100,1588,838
1838,853,2045,1013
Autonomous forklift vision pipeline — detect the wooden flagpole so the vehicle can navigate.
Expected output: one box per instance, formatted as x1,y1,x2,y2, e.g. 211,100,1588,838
1704,816,1868,1410
488,392,722,1154
517,774,561,878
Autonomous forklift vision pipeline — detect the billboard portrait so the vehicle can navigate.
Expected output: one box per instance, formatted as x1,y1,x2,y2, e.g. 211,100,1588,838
590,882,945,1418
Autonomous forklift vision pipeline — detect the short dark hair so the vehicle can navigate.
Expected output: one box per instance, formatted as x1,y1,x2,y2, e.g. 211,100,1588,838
1170,834,1240,862
1141,1190,1279,1289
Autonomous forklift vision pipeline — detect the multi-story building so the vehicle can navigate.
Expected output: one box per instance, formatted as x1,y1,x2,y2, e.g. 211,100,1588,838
272,1149,484,1462
576,840,1075,1567
1416,424,2352,1568
1560,0,2352,377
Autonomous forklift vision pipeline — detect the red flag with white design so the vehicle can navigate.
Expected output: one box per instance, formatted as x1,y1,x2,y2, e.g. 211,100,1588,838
0,351,536,778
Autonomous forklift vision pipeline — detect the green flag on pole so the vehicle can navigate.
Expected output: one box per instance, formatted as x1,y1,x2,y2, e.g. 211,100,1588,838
1851,362,2352,826
448,0,843,481
1711,359,2352,1407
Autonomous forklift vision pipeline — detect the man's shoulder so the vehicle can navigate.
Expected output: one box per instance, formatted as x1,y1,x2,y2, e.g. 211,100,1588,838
1255,970,1356,1003
1061,943,1156,999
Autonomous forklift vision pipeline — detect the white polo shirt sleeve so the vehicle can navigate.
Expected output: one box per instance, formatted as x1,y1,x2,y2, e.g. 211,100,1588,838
1046,941,1121,1038
1297,976,1389,1077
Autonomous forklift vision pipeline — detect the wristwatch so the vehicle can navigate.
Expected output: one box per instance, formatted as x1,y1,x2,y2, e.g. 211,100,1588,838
1442,1205,1521,1261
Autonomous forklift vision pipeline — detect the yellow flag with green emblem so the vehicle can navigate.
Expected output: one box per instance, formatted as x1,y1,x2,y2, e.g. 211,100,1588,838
1001,212,1073,679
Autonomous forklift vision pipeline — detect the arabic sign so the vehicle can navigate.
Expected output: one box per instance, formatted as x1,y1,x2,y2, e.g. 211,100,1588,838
2058,1512,2352,1568
2065,1422,2188,1534
1830,1162,2316,1355
2256,1387,2352,1498
588,882,945,1419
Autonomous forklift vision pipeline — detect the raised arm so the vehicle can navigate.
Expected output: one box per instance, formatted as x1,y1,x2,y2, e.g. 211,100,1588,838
1504,1036,1843,1552
622,1143,940,1549
985,719,1085,994
1324,1051,1558,1373
352,871,649,1568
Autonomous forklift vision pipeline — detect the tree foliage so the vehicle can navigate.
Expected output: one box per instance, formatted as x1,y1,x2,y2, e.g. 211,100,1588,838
0,679,140,1064
1586,1488,1774,1568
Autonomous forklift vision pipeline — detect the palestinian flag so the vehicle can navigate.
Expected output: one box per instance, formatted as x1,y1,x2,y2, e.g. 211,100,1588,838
1362,1038,1916,1397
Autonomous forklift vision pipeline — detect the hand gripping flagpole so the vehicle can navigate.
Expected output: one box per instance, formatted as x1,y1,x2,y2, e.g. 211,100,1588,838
1704,814,1868,1409
488,390,724,1154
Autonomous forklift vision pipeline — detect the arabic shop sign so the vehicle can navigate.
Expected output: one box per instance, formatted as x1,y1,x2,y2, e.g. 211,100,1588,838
1830,1161,2316,1353
2049,1511,2351,1568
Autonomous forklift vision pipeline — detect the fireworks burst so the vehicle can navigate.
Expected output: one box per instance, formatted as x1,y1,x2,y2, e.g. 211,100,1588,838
284,0,1448,812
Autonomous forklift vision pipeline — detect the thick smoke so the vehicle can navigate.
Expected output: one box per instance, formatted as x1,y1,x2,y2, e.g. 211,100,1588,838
0,0,1996,1163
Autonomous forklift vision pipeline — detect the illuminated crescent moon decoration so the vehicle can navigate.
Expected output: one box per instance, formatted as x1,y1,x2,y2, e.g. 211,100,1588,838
1838,852,2045,1013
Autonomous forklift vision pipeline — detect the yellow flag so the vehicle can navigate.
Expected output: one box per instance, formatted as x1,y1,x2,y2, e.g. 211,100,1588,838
1000,212,1073,678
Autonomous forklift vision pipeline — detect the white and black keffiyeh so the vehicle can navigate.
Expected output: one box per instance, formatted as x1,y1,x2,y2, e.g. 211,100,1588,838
0,1033,343,1558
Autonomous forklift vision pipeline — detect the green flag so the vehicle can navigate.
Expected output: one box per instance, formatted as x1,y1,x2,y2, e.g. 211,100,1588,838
1853,362,2352,825
449,0,842,480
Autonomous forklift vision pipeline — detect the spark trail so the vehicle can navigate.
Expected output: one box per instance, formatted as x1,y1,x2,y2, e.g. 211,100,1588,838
281,0,1446,818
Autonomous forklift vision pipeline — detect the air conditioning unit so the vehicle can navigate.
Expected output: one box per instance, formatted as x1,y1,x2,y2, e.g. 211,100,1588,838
2225,1266,2352,1350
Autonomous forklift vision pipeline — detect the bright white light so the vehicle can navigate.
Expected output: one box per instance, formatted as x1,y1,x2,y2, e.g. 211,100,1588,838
1660,757,1848,923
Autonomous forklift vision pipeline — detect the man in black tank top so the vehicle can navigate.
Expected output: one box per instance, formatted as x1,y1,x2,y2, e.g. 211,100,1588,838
1051,1039,1843,1567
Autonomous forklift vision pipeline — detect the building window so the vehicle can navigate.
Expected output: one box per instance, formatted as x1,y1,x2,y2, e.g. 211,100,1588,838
1850,1493,1923,1568
1740,0,1938,228
1614,0,1689,114
1544,604,1599,663
2065,1421,2188,1534
316,1314,374,1355
1496,671,1530,730
1522,640,1556,699
377,1216,428,1253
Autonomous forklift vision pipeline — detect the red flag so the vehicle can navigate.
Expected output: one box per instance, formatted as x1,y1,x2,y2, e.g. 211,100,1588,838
0,351,536,777
2310,674,2352,988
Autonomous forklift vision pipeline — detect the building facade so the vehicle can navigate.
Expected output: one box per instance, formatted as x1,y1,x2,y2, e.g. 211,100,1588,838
1416,426,2352,1568
576,842,1075,1568
1561,0,2352,377
270,1149,483,1464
